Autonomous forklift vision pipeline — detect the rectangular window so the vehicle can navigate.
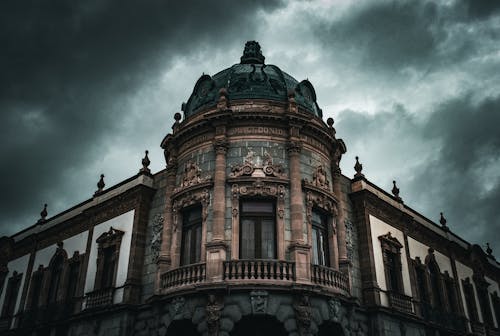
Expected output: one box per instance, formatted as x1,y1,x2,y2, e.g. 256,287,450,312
101,246,116,288
416,266,428,303
445,279,458,313
240,200,276,259
385,251,400,292
477,286,493,327
1,273,22,318
181,205,202,265
311,210,329,266
28,273,43,310
463,279,479,323
66,262,80,301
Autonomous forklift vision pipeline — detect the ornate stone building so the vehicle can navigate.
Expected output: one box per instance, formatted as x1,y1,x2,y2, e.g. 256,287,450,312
0,41,499,336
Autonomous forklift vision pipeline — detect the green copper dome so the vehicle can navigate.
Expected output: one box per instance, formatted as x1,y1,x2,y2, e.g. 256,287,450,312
182,41,323,118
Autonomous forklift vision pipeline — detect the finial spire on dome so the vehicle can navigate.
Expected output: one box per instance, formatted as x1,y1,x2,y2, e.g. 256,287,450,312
240,41,265,64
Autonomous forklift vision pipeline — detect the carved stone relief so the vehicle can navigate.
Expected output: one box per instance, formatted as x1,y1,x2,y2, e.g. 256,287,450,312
250,290,268,314
230,147,286,178
151,214,164,262
174,161,211,193
294,295,312,336
206,294,223,336
170,296,186,318
328,298,342,323
304,165,329,189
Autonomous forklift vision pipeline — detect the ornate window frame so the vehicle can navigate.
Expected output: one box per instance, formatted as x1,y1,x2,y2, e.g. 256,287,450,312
425,249,444,309
304,187,338,269
171,187,210,268
94,227,124,290
413,257,430,306
473,268,494,327
45,244,67,304
378,232,404,294
230,181,286,260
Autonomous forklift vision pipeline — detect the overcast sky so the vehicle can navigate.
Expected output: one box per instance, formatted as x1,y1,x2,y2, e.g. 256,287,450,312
1,0,499,257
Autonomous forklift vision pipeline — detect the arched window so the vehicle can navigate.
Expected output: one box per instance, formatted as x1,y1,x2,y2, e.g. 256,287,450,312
240,200,276,259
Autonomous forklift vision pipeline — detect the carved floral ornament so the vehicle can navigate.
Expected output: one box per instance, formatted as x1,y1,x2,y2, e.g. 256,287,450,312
172,188,210,232
230,147,286,178
150,213,164,262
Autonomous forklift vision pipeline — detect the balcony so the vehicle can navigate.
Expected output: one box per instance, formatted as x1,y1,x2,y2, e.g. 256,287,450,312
311,264,350,293
161,262,206,289
85,287,115,309
387,291,413,314
160,260,351,296
223,259,295,282
420,303,467,333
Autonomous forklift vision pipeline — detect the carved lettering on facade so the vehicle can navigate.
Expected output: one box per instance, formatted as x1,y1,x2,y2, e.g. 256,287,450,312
227,127,286,137
179,134,213,153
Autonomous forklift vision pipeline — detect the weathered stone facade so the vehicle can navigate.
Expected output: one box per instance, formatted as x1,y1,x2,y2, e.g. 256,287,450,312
0,41,499,336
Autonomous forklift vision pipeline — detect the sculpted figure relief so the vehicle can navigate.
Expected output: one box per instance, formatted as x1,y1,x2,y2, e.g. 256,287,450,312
206,294,223,336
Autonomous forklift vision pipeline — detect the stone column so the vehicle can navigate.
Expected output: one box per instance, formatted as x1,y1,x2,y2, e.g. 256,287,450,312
287,138,310,283
332,168,348,265
156,147,177,292
206,133,229,282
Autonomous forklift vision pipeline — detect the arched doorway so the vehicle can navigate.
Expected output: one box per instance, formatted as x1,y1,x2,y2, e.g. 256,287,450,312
318,321,344,336
166,319,200,336
230,315,287,336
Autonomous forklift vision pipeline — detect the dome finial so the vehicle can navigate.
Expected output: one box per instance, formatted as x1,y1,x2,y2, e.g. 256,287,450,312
240,41,265,64
392,180,402,202
94,174,105,196
140,150,151,174
354,156,364,178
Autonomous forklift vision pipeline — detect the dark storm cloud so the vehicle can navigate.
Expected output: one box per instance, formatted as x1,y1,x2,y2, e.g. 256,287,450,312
0,0,283,236
314,0,499,75
336,93,500,254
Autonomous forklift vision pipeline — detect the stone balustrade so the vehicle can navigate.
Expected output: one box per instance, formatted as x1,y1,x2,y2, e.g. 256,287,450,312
223,259,295,281
85,287,115,309
387,291,414,314
311,264,350,293
161,262,207,288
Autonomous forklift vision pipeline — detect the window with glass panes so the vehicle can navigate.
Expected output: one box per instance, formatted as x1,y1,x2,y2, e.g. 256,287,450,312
181,205,202,265
240,200,276,259
311,210,329,266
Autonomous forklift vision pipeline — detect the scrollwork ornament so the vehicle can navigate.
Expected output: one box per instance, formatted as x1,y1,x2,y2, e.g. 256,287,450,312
150,214,164,262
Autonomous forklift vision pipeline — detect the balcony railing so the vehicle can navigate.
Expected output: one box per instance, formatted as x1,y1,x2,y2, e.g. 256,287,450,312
161,262,206,289
85,287,114,309
420,303,467,332
311,264,350,293
387,291,413,314
223,259,295,281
